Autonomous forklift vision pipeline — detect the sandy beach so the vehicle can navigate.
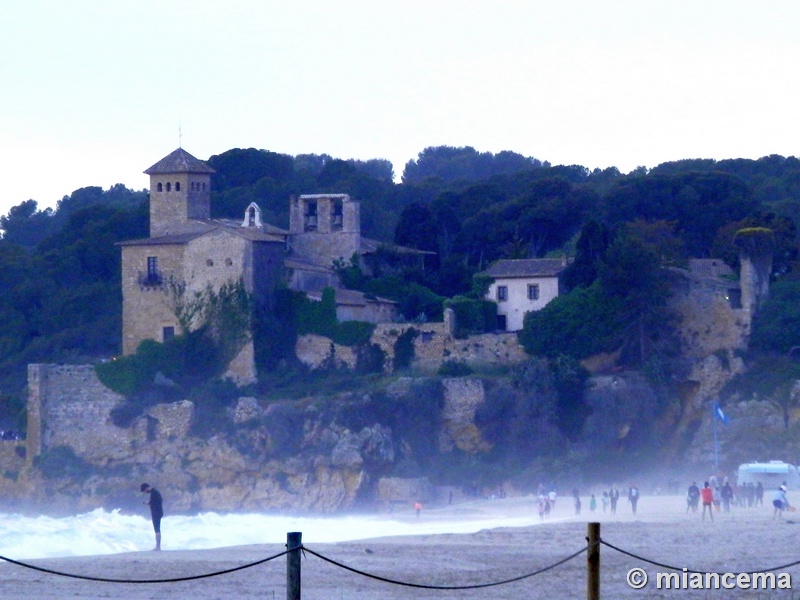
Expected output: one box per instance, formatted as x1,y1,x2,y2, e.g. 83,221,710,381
2,493,800,599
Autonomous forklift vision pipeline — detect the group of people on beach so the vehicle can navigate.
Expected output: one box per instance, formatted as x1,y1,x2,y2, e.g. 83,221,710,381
535,483,640,519
686,477,791,521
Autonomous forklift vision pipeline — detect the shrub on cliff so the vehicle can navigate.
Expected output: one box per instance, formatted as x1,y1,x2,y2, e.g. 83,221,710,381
96,329,222,397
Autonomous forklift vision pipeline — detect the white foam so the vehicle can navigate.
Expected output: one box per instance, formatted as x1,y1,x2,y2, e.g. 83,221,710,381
0,508,543,560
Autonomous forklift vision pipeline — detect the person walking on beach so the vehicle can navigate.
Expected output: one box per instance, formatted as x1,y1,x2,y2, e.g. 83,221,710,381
141,483,163,551
700,482,714,521
628,485,640,514
772,485,790,520
609,485,620,514
687,482,700,513
721,481,734,513
414,501,423,518
755,481,764,506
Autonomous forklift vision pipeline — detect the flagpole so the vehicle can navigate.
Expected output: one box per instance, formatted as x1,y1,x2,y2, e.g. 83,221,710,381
713,404,719,471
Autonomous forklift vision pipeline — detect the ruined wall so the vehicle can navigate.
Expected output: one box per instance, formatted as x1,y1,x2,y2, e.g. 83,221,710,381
0,442,25,475
296,322,528,373
27,364,129,465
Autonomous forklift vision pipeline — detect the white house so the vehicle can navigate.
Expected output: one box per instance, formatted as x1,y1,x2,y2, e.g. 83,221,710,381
479,258,568,331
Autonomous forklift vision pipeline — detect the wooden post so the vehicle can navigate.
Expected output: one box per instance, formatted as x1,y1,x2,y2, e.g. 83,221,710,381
287,531,302,600
587,522,600,600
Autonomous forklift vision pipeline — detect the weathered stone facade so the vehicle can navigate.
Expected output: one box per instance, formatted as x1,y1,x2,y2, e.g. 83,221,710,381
120,148,287,383
26,364,127,466
289,194,361,269
668,259,751,360
296,320,529,374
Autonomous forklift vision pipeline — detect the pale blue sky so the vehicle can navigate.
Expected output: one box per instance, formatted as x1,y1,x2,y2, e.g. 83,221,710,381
2,0,799,216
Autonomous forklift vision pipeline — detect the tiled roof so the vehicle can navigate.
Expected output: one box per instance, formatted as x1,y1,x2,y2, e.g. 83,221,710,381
479,258,568,279
118,223,283,246
144,148,216,175
117,231,208,246
284,256,333,274
211,217,289,236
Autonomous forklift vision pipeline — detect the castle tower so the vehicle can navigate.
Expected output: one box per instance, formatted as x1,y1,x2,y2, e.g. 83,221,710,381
144,148,216,237
288,193,361,266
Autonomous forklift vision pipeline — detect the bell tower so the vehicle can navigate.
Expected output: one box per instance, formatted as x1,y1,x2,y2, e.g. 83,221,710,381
144,148,216,237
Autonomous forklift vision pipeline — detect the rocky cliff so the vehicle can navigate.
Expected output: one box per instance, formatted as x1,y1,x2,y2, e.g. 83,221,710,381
0,367,490,515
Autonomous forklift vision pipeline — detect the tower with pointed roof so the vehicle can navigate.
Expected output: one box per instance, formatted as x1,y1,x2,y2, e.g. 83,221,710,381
145,148,216,237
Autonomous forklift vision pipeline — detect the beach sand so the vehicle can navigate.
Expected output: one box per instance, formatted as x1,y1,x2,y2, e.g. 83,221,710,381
2,493,799,599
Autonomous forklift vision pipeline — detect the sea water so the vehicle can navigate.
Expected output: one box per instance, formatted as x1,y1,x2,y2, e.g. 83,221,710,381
0,508,539,560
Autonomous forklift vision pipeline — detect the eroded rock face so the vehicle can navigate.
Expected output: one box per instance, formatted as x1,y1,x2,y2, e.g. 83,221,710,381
12,393,402,514
438,378,491,454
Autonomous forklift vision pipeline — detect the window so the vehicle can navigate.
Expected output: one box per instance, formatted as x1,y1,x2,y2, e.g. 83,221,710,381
206,259,214,267
528,284,540,300
304,200,318,231
166,182,171,192
147,256,158,278
162,326,175,341
140,256,162,286
157,182,163,192
175,181,180,191
497,285,508,302
331,199,344,230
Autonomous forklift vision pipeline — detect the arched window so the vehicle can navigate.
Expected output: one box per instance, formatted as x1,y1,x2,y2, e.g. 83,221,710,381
175,182,180,191
166,182,171,192
202,183,206,191
157,182,163,192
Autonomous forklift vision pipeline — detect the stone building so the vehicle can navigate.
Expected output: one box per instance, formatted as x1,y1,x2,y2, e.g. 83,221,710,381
477,258,569,331
119,148,403,382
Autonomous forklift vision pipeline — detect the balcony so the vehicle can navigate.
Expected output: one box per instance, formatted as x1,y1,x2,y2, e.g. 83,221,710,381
138,271,163,287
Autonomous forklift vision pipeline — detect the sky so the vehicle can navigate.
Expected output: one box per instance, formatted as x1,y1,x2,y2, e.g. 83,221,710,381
2,0,800,217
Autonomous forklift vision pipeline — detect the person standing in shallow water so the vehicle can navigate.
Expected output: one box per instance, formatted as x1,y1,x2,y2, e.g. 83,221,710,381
141,483,163,551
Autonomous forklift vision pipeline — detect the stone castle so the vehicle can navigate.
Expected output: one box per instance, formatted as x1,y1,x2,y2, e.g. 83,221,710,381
0,148,775,512
119,148,412,383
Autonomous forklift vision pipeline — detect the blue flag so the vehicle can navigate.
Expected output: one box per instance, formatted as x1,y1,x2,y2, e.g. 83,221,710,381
713,402,730,424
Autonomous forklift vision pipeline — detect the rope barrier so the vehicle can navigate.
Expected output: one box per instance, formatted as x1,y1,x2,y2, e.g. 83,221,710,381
10,533,800,591
300,543,592,590
600,538,800,575
0,548,290,584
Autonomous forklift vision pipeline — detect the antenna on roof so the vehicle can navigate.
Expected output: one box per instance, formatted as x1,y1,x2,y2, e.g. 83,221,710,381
178,122,182,148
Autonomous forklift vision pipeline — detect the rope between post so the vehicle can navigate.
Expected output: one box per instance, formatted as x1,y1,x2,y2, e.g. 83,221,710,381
600,538,800,575
301,542,593,590
0,548,291,584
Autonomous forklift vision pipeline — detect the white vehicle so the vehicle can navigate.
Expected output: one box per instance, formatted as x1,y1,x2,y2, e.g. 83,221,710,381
737,461,800,490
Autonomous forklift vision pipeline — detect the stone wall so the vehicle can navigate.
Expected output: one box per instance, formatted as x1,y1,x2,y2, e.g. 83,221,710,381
669,283,751,360
27,364,128,465
296,321,528,374
0,441,25,476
